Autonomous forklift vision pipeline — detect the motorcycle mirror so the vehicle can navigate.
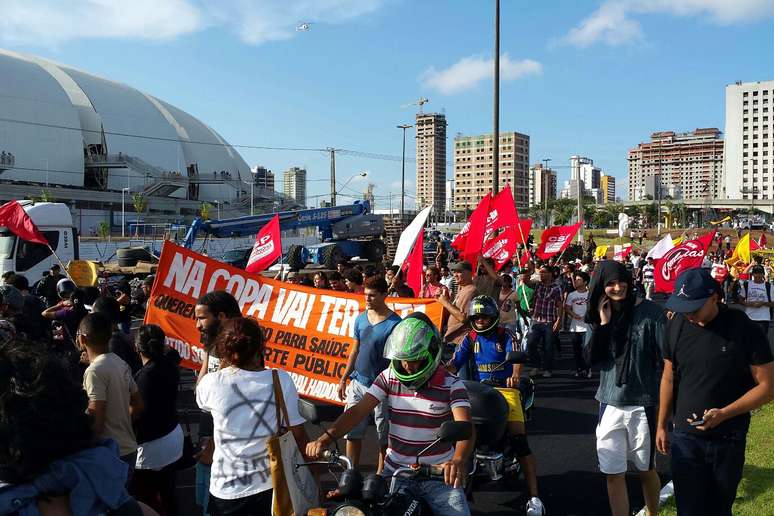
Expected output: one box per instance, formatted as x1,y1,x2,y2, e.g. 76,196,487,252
337,469,363,498
297,399,320,425
437,421,473,443
505,350,528,364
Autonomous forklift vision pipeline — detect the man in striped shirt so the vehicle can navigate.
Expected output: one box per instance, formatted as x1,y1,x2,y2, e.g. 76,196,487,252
641,257,655,300
307,315,474,516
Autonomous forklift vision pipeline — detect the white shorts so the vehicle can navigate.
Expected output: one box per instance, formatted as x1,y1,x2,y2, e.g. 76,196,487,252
596,404,656,474
344,379,388,445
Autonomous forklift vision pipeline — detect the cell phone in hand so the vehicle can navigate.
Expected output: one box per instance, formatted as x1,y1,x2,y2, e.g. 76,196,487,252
689,419,705,426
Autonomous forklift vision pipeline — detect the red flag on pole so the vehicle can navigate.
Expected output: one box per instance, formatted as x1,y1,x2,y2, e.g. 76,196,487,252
402,229,424,296
483,218,532,269
461,193,492,271
0,201,48,246
654,231,716,293
245,214,282,273
451,192,492,252
485,185,519,241
535,222,581,260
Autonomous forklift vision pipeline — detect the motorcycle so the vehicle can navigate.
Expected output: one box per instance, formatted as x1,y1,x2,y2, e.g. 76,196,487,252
297,400,473,516
464,350,534,487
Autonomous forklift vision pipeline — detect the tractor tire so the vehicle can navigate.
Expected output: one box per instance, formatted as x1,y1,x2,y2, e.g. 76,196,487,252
364,240,386,262
287,245,305,271
116,247,152,267
321,244,345,270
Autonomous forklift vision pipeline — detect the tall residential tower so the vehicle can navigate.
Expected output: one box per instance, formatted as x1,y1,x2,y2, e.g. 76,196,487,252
415,113,447,213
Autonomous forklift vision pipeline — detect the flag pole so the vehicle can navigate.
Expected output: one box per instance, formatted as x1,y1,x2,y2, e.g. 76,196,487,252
48,245,75,281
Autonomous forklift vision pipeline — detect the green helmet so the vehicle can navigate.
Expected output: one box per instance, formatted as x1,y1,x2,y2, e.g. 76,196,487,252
467,295,500,333
383,312,442,390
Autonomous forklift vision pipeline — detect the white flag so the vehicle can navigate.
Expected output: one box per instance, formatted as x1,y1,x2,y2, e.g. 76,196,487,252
646,233,674,260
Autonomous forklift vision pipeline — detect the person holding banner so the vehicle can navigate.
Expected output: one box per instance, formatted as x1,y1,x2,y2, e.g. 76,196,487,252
337,276,401,471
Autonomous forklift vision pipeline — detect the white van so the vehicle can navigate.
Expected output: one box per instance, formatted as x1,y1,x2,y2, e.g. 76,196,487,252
0,201,78,285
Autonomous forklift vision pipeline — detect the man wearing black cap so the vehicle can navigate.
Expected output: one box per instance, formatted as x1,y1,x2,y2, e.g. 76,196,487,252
657,268,774,516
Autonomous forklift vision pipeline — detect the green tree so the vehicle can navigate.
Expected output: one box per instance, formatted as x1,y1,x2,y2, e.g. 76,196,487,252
97,221,110,239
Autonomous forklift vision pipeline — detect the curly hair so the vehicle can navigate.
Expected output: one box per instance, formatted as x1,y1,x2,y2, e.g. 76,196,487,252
212,318,265,370
0,337,93,484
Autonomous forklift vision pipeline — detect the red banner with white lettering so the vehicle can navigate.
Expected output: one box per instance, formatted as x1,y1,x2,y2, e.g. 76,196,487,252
144,241,443,404
654,231,716,293
483,219,532,269
451,192,492,252
245,214,282,273
535,222,581,260
484,185,519,241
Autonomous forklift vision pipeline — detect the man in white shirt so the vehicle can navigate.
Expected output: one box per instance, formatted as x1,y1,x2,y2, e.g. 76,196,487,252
740,265,773,338
564,271,591,378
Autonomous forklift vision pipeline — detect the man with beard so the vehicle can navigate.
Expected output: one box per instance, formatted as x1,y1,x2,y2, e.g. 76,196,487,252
193,290,242,516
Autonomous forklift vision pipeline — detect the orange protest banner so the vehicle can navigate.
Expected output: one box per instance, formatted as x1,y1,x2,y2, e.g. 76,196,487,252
144,241,444,405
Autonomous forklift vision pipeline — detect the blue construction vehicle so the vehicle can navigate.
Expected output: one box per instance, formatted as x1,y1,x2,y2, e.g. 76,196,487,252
182,201,385,270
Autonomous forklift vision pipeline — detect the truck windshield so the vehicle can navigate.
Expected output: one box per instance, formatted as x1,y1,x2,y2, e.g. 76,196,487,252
0,229,16,260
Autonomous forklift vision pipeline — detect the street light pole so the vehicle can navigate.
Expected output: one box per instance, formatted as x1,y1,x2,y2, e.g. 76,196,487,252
492,0,500,195
121,187,129,238
542,158,551,229
397,124,413,224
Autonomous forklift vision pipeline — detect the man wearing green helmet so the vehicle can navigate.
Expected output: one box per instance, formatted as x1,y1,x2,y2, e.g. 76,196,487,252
306,313,474,515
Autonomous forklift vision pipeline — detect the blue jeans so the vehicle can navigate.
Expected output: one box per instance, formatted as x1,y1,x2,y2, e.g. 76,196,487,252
527,323,555,371
671,428,746,516
392,479,470,516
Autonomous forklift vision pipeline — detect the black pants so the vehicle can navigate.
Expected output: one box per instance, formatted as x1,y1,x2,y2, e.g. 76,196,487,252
130,463,178,516
569,332,587,372
208,489,273,516
753,320,770,340
671,429,746,516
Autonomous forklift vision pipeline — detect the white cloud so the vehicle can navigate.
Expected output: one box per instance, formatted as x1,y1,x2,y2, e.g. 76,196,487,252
561,0,774,48
0,0,385,47
420,54,542,95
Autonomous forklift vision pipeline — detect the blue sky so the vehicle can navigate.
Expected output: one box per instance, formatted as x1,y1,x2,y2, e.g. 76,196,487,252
3,0,774,207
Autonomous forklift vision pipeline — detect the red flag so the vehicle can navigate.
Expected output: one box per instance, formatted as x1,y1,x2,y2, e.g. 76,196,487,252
462,193,492,271
245,214,282,273
535,222,581,260
519,250,531,267
654,231,716,293
613,244,633,262
451,193,492,252
485,185,519,241
514,219,532,247
0,201,48,246
402,229,424,296
483,218,532,269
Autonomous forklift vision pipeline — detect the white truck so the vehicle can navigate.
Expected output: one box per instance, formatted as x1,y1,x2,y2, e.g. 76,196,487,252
0,201,78,284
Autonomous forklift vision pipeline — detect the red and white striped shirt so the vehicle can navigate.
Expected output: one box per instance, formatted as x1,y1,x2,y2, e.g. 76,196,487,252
367,366,470,471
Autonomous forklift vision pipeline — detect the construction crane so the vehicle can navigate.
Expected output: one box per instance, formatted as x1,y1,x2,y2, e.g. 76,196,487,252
401,97,430,114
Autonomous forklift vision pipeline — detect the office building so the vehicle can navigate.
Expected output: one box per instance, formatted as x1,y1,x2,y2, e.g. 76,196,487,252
283,166,307,206
528,163,557,208
415,113,447,212
600,174,616,204
628,128,724,201
251,166,274,192
570,156,601,190
724,80,774,200
453,131,530,212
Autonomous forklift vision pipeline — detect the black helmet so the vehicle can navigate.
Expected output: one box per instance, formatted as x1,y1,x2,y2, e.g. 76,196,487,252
56,278,77,300
467,295,500,333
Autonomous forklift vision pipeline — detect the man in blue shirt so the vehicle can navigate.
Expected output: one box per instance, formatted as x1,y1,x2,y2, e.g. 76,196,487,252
337,276,401,470
450,295,545,516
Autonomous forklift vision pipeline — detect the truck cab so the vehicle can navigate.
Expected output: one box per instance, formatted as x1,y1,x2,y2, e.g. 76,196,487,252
0,201,78,284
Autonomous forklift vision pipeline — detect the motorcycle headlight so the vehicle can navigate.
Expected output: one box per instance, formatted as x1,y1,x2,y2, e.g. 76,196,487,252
332,504,366,516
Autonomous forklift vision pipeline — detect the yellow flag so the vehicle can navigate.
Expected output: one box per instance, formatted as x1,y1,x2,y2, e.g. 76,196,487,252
672,235,684,246
594,245,608,259
727,232,751,266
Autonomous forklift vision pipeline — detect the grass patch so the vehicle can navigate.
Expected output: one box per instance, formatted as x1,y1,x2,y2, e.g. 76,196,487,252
659,403,774,515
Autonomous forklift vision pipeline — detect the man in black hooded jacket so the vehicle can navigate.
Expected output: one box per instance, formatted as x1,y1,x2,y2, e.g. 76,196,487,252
585,260,665,516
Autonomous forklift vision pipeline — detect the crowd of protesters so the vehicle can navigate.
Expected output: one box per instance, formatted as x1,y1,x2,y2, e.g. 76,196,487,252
0,227,772,516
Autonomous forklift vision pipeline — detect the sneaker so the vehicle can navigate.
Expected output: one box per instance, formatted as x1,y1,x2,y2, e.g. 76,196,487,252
542,370,552,378
586,369,593,379
574,370,581,378
526,496,546,516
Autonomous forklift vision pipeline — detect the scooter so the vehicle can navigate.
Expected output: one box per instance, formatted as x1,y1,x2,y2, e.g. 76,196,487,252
464,350,534,486
297,400,473,516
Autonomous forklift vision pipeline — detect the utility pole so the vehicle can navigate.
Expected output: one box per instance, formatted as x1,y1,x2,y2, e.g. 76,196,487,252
575,157,584,244
542,158,551,229
397,124,413,225
492,0,500,195
328,148,337,206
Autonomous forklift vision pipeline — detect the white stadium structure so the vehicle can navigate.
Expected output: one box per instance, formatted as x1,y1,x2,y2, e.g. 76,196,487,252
0,49,300,232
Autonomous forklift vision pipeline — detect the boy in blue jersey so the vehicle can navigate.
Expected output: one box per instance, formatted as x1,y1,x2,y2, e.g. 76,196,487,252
449,295,545,515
